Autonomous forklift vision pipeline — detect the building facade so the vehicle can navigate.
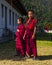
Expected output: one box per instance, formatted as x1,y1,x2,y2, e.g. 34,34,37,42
0,0,26,38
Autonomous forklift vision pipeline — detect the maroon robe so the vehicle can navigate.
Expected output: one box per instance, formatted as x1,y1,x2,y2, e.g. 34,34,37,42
16,24,25,56
25,18,38,57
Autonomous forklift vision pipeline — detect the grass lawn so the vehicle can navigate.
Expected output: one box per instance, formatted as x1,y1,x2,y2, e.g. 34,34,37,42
0,32,52,65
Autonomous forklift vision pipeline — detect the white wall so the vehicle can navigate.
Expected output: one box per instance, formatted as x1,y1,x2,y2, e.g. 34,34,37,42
0,0,21,37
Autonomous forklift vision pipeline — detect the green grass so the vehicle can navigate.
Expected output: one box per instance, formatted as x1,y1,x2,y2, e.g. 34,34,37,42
0,32,52,51
36,32,52,46
0,40,52,49
37,40,52,47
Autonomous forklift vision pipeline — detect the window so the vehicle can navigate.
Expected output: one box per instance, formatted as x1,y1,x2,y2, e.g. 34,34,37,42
5,6,7,28
15,14,18,26
12,12,14,26
1,4,4,18
9,9,11,25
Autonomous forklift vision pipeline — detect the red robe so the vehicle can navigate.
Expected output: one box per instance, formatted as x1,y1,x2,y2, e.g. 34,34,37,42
15,24,25,56
25,18,38,57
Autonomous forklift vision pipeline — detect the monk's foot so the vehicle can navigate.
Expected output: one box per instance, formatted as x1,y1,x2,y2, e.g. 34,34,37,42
33,56,38,60
20,56,23,58
25,55,31,59
14,53,20,56
26,52,30,58
19,54,25,58
14,54,19,56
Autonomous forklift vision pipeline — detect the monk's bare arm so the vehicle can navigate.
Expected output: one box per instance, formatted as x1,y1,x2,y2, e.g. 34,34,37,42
17,29,20,32
23,31,26,39
32,26,36,39
33,26,36,35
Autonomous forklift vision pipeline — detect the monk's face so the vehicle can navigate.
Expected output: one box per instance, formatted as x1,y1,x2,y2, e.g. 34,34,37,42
28,11,34,19
17,19,21,25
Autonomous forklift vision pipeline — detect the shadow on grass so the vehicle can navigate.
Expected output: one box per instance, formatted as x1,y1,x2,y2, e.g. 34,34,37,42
0,53,26,61
38,55,52,60
0,55,52,61
0,41,26,61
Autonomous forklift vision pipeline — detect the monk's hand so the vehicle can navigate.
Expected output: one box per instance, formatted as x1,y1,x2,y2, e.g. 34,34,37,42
23,31,26,40
23,35,25,40
17,29,20,32
32,34,35,39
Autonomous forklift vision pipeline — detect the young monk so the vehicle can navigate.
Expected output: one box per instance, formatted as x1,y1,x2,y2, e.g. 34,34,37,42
23,10,38,60
15,17,25,58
